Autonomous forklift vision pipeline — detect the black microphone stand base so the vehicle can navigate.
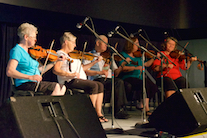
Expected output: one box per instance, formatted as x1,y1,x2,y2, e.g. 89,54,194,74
135,121,150,128
104,127,124,134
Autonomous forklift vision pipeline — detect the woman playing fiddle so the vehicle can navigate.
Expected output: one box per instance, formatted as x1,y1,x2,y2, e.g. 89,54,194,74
53,32,108,122
119,37,159,116
6,23,66,96
152,37,197,98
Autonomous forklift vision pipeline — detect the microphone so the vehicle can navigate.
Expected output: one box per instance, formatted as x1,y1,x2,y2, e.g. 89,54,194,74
163,32,170,41
130,29,142,37
76,17,89,29
164,31,169,38
107,26,120,37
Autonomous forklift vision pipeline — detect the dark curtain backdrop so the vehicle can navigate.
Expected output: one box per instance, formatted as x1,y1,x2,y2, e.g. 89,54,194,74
0,23,18,106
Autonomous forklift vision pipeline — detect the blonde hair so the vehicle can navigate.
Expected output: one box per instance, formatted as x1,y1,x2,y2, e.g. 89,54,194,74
60,32,77,45
17,23,38,41
161,36,178,50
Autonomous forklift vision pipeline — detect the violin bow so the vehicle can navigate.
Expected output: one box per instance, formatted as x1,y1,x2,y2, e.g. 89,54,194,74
176,42,189,60
114,42,118,49
34,39,55,92
78,41,87,73
146,42,149,49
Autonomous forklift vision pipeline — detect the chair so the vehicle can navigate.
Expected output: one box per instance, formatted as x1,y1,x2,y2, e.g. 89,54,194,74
10,78,44,97
66,88,85,95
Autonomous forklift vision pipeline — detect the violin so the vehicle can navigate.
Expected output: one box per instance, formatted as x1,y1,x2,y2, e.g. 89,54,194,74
169,50,188,61
29,45,73,62
69,50,110,63
101,50,139,65
133,50,156,59
100,50,122,62
170,50,199,61
170,50,204,70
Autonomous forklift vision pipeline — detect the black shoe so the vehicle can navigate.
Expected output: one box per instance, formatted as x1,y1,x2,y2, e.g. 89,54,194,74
115,108,130,119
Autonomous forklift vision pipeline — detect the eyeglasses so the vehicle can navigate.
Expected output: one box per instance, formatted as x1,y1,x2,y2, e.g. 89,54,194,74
29,35,37,39
69,41,76,44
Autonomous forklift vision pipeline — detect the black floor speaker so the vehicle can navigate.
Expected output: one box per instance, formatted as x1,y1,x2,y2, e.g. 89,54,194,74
149,88,207,136
0,94,106,138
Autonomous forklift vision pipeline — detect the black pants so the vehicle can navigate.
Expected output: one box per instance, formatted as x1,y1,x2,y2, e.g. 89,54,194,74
94,77,128,113
156,76,186,92
124,77,158,100
16,81,62,95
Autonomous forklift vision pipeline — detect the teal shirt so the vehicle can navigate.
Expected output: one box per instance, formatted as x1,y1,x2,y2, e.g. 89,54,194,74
119,51,143,80
9,44,40,87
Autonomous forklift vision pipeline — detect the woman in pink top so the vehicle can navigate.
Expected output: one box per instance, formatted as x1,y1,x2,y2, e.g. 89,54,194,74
152,37,197,98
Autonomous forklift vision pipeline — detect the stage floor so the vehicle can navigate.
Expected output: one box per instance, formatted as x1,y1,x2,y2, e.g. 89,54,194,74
102,105,157,138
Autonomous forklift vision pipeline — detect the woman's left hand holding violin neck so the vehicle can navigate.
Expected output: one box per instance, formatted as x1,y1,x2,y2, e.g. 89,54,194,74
120,57,131,68
82,56,104,71
95,56,103,62
125,57,131,64
39,55,68,74
186,56,197,69
156,52,161,60
189,56,197,62
54,55,67,63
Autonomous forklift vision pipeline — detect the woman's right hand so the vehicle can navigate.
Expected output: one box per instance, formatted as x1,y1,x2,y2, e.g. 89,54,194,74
99,70,108,78
166,64,173,69
135,66,142,71
67,72,80,78
29,75,42,82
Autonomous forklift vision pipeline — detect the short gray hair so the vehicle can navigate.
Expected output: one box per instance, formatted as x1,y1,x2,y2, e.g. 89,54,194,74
60,32,77,45
17,23,38,40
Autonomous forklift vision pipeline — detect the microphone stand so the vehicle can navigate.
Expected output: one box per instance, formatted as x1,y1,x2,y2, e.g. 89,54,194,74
83,23,129,64
116,31,157,60
114,30,155,126
138,34,176,102
104,53,124,134
141,51,147,123
171,39,190,88
160,56,164,102
185,50,189,88
80,20,125,134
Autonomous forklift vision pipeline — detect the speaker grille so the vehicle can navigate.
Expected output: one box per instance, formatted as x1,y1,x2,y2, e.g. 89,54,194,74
149,88,207,136
0,95,106,138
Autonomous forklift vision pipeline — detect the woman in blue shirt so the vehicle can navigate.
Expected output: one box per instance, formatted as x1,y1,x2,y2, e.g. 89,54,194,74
119,37,158,115
6,23,66,95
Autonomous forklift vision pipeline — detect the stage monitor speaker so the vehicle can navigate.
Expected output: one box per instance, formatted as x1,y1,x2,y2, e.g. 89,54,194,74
149,88,207,136
0,94,106,138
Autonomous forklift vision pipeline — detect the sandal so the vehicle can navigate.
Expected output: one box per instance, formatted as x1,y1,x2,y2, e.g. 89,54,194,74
98,116,108,122
146,111,152,116
136,107,143,111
